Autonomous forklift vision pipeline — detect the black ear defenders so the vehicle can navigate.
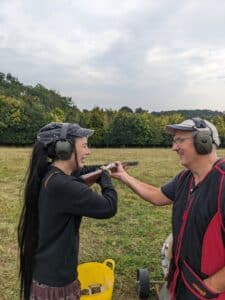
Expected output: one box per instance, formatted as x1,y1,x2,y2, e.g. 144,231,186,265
192,118,213,155
55,123,73,160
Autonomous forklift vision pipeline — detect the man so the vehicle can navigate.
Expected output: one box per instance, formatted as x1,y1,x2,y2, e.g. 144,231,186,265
112,118,225,299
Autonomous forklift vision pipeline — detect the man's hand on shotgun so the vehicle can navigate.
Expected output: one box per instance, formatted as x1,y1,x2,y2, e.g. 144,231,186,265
80,161,138,185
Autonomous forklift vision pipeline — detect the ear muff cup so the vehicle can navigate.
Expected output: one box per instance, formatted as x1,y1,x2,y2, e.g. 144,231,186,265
55,140,73,160
193,131,213,154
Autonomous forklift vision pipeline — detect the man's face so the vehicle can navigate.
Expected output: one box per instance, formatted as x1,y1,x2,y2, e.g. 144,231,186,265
73,137,91,169
172,131,197,167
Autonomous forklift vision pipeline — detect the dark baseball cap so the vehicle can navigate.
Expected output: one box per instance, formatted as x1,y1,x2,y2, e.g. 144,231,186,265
37,122,94,146
166,119,220,147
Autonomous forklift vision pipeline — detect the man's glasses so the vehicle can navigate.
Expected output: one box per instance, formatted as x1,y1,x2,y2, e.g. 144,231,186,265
173,137,193,145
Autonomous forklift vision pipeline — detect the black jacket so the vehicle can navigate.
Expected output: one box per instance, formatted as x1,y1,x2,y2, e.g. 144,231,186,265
33,165,117,286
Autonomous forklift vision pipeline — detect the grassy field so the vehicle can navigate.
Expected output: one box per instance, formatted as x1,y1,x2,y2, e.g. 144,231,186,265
1,147,225,300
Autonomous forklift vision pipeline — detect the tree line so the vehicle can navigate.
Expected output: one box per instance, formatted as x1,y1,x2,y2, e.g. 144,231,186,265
0,72,225,147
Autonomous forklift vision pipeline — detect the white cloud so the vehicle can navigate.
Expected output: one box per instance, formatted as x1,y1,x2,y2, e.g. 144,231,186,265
0,1,122,65
71,0,159,17
146,47,225,83
1,0,225,111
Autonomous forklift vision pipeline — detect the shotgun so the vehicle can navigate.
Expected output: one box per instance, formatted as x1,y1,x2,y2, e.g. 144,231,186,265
80,161,139,186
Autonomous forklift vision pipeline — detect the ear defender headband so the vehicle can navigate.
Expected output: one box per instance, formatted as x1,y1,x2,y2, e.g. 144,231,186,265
192,118,213,155
55,123,73,160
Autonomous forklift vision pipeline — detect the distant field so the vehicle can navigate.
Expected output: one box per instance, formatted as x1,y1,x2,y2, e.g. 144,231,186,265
1,147,225,300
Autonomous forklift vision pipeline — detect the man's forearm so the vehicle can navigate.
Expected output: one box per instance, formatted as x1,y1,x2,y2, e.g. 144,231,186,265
204,266,225,293
121,173,172,206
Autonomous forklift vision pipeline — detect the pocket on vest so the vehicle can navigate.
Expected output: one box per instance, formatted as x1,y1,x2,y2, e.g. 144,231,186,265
181,260,219,299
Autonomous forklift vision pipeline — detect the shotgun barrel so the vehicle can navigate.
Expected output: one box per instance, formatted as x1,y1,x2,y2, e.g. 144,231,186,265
80,161,138,186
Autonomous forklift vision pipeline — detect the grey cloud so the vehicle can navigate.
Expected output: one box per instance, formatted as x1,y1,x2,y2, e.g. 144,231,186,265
0,0,225,111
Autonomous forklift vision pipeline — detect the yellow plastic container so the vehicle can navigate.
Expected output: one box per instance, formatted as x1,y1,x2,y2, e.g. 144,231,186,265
78,259,115,300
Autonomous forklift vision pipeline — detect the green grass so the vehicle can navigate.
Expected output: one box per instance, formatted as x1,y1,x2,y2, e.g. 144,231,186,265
1,147,225,300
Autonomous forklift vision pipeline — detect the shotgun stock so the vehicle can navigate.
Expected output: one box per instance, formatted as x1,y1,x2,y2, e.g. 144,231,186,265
80,161,138,186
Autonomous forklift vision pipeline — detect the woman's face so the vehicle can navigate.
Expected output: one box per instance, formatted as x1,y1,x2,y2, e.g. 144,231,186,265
73,137,91,169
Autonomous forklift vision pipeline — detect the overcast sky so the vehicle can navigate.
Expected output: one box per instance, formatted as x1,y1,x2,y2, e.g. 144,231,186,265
1,0,225,112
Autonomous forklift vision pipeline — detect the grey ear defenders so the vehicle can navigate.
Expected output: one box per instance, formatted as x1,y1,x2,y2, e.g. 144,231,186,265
55,123,73,160
192,118,213,155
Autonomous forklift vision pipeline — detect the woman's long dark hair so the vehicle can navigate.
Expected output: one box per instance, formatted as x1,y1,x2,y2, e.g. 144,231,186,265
18,142,49,300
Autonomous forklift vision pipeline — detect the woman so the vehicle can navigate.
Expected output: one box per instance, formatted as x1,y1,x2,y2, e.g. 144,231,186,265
18,122,117,300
